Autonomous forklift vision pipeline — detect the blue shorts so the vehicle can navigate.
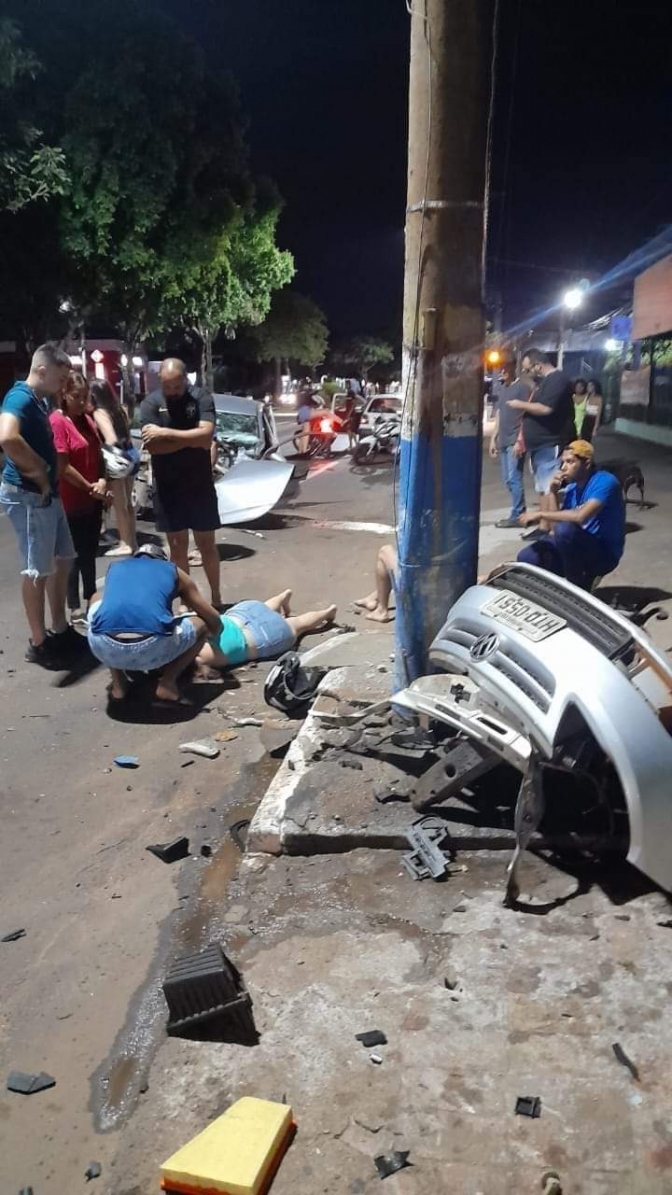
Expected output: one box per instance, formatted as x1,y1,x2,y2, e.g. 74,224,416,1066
228,600,295,660
529,445,559,495
0,484,75,579
86,602,198,671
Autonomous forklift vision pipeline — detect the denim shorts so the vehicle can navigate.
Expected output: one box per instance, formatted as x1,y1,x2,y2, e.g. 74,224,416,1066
529,445,559,495
228,600,295,660
0,484,75,579
86,602,198,671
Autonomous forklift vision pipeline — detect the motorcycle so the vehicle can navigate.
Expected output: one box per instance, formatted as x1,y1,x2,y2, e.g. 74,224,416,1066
293,410,346,458
352,411,401,465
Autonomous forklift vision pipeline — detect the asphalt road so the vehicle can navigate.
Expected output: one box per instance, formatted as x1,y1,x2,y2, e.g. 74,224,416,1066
0,447,406,1192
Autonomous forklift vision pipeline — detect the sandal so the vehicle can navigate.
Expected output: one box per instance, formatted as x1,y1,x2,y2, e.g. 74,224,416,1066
104,544,133,558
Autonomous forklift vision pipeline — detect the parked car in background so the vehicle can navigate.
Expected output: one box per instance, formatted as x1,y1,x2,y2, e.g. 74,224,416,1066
132,393,298,525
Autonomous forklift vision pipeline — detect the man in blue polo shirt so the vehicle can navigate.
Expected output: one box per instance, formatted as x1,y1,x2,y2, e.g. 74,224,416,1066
517,439,625,590
0,343,76,665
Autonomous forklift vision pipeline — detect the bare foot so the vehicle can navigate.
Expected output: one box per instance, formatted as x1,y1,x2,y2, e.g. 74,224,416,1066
155,680,181,703
323,603,338,624
107,680,128,702
354,592,378,611
366,606,394,623
279,588,292,616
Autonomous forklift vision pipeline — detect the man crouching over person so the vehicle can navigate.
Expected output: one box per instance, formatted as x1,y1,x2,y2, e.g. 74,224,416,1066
87,543,221,705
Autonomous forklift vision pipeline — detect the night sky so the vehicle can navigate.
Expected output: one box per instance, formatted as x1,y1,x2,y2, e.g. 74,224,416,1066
163,0,672,341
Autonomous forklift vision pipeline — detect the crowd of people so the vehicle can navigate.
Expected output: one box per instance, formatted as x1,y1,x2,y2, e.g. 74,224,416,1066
0,344,338,703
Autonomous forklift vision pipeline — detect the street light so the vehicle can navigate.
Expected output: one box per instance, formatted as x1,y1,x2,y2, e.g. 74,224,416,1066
558,286,585,368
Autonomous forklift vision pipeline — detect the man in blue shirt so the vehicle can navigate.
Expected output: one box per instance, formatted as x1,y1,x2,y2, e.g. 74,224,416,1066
0,343,77,665
517,439,625,590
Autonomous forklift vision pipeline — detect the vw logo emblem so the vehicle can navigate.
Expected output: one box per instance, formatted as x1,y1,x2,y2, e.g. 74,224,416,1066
470,632,500,661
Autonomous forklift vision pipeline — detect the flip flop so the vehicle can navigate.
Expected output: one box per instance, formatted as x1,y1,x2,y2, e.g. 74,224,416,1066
152,694,194,709
104,545,133,558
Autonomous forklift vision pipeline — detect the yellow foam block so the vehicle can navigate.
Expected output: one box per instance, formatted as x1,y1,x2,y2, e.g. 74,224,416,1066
160,1096,294,1195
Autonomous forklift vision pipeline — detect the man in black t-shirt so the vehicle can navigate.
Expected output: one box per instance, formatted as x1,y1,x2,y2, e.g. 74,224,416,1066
508,347,574,531
140,359,221,607
488,361,532,527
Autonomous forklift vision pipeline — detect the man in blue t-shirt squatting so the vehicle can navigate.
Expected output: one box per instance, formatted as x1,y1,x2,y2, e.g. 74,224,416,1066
517,439,625,591
0,343,76,664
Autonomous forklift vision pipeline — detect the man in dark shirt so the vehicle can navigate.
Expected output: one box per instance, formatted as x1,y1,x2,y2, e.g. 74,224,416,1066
140,359,221,607
508,347,574,531
488,361,531,528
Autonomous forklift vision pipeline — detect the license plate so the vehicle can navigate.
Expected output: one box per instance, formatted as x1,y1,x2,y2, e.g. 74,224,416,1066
482,590,566,642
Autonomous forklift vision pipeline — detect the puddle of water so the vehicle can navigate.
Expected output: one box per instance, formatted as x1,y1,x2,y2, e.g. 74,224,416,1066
91,756,281,1133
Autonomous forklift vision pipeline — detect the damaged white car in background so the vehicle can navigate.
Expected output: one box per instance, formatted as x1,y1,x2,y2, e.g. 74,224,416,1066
132,393,299,525
393,563,672,903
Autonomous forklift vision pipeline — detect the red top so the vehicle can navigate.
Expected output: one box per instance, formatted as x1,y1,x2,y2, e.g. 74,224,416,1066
50,410,102,515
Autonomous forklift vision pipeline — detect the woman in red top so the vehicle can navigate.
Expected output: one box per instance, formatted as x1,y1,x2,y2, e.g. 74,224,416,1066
50,372,109,618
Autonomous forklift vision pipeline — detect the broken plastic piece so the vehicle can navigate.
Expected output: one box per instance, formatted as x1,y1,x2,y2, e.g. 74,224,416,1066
612,1042,640,1082
178,741,220,759
355,1030,388,1048
18,1188,35,1195
374,1150,411,1179
85,1161,102,1181
163,942,258,1044
402,815,452,881
7,1070,56,1095
200,845,212,858
146,837,190,864
515,1095,541,1118
369,1053,383,1065
114,755,139,768
2,928,26,942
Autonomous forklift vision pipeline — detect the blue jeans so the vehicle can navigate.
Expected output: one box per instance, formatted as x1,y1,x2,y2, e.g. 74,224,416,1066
500,446,526,519
0,484,75,579
518,523,619,590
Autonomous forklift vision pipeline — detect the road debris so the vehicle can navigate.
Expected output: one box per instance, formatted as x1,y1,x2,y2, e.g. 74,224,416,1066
355,1030,387,1048
369,1053,383,1065
443,967,459,991
229,819,251,852
229,717,263,728
340,757,363,770
612,1041,640,1082
7,1070,56,1095
515,1095,542,1118
402,815,452,881
146,837,190,864
374,1150,411,1179
200,844,212,858
114,755,139,769
18,1187,35,1195
160,1097,294,1195
2,928,26,942
214,729,239,743
163,942,258,1044
179,740,220,759
542,1171,563,1195
85,1161,102,1181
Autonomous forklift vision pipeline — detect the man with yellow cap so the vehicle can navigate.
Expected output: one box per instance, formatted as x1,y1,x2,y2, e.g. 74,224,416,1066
517,440,625,590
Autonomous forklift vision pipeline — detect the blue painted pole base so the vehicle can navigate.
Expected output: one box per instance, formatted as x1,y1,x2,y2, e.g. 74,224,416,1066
393,429,480,691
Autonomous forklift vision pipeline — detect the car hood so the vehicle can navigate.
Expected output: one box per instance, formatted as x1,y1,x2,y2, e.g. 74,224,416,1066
215,457,293,525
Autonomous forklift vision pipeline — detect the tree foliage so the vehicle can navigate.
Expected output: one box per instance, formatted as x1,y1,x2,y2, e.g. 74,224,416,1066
253,291,329,369
337,335,394,376
0,18,67,213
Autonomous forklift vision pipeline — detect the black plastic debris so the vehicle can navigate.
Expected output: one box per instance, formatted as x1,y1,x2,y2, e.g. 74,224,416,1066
374,1151,411,1179
355,1030,388,1049
200,844,212,858
612,1042,640,1082
515,1095,542,1118
229,819,251,853
163,943,258,1045
146,837,190,864
18,1188,35,1195
7,1071,56,1095
85,1161,102,1181
2,929,26,942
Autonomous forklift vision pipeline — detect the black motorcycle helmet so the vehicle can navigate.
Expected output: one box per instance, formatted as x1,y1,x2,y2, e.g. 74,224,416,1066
264,651,327,714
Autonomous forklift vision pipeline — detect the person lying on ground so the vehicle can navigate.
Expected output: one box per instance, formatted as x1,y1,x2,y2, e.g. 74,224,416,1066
354,543,398,622
197,590,337,671
516,439,625,591
86,543,221,705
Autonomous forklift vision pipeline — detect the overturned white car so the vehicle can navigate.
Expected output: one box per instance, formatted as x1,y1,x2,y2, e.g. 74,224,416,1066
393,563,672,902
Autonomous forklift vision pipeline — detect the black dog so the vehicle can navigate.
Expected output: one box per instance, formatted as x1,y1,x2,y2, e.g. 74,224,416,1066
600,459,646,508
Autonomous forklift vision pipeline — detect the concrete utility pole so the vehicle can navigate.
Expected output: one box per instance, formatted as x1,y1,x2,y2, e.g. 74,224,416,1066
395,0,495,686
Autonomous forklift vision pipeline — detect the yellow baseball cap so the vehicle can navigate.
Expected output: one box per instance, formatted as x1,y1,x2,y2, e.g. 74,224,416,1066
567,439,594,462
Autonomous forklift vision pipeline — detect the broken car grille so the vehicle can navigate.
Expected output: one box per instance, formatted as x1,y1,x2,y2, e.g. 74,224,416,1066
433,625,554,713
491,567,633,660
